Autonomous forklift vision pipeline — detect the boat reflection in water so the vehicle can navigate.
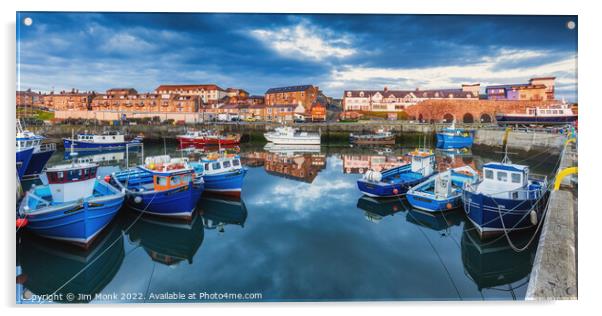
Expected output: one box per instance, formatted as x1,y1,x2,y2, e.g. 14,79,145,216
461,224,535,296
125,211,205,266
355,196,407,223
406,208,463,235
199,195,248,233
17,219,124,303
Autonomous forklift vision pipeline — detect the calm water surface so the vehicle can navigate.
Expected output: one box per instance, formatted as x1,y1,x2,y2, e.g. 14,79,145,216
16,140,559,302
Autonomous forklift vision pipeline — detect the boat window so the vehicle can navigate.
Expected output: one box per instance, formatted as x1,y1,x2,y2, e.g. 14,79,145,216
58,171,64,179
484,169,494,179
156,176,167,186
233,159,240,166
182,174,191,183
212,162,221,170
512,191,519,199
223,161,231,168
204,163,210,171
171,176,181,185
497,171,508,182
511,173,521,183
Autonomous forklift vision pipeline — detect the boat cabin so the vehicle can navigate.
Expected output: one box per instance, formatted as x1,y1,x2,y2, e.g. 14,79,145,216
527,107,574,116
409,150,435,177
201,155,242,175
76,133,125,143
140,155,194,192
478,163,529,199
46,162,99,203
152,171,193,192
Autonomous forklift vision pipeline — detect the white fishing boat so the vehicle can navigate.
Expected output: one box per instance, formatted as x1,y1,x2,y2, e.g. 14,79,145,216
264,127,321,145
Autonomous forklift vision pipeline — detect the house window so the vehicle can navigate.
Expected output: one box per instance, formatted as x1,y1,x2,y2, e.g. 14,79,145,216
497,171,508,182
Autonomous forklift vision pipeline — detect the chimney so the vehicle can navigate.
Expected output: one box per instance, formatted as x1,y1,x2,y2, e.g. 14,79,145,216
384,86,388,92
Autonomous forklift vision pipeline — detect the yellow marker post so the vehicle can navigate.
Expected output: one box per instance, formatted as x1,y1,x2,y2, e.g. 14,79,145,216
554,167,578,191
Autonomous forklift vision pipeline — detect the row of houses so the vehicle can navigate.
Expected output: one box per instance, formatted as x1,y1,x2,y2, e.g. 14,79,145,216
341,77,556,112
16,84,328,122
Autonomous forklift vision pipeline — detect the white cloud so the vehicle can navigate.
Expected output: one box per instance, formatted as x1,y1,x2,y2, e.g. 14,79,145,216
250,21,356,60
326,49,577,99
103,33,156,53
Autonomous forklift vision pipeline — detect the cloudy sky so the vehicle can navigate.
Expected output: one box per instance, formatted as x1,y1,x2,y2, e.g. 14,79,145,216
16,13,578,101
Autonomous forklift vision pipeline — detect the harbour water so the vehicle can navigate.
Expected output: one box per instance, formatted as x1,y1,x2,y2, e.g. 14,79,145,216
16,140,560,303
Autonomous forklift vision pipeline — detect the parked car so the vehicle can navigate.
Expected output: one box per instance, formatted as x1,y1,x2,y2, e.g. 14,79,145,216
244,117,258,122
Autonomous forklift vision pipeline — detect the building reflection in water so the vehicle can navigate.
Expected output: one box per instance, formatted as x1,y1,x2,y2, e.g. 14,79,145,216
199,195,248,233
17,219,125,303
240,145,326,183
125,211,205,266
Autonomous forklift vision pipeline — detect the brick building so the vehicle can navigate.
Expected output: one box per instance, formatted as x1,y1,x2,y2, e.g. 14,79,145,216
264,153,326,183
486,77,555,101
265,85,319,109
342,84,479,112
91,88,199,113
43,89,96,111
155,84,227,105
16,89,43,107
248,95,265,105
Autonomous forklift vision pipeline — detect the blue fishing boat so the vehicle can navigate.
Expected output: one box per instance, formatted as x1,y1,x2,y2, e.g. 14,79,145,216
357,149,436,197
63,131,143,152
110,155,204,219
190,152,247,198
17,162,125,246
436,122,474,149
462,159,548,239
16,146,34,179
16,121,57,180
407,166,479,212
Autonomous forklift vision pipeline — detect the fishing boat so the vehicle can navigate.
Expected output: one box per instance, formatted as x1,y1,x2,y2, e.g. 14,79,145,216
110,155,204,219
63,131,143,151
357,149,436,197
16,121,57,180
349,128,395,145
406,166,479,212
190,152,247,198
462,159,548,239
177,129,241,146
495,102,577,125
436,122,474,148
17,162,125,246
16,146,34,179
264,126,321,145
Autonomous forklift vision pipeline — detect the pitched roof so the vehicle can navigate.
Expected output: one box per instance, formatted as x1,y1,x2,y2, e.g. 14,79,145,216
344,88,475,98
155,84,224,92
265,85,314,94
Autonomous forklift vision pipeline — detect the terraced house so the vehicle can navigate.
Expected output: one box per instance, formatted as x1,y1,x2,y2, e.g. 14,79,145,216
155,84,228,105
42,89,96,111
486,77,556,101
91,88,199,113
342,84,480,112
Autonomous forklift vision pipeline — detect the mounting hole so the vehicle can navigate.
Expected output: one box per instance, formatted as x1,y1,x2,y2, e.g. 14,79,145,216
23,17,33,26
567,20,576,30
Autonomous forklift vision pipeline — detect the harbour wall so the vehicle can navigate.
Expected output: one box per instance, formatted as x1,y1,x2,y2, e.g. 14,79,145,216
31,122,565,151
526,139,578,300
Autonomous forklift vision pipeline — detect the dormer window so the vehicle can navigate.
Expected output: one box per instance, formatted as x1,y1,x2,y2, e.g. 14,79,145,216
359,91,364,97
347,91,352,97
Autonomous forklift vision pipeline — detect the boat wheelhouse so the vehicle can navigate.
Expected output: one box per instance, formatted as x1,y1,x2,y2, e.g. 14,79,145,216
436,122,474,149
462,162,548,239
16,122,57,180
264,126,321,145
18,162,125,246
357,149,436,198
63,131,143,152
407,166,479,212
495,102,577,125
190,152,247,198
110,155,204,219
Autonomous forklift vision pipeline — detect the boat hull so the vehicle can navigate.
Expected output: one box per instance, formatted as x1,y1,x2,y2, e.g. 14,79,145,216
495,114,578,125
126,183,204,219
203,169,247,198
23,194,124,246
63,138,142,151
436,133,474,148
357,177,425,198
407,193,462,212
264,133,321,145
462,190,547,239
23,149,55,179
16,147,34,178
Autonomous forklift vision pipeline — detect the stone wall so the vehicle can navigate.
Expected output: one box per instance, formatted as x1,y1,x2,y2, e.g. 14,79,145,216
405,99,558,123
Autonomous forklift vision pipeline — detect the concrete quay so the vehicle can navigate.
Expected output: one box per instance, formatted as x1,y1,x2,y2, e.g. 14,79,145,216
526,140,578,300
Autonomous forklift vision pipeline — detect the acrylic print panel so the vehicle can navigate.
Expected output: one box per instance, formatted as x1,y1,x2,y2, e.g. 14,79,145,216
15,12,578,303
